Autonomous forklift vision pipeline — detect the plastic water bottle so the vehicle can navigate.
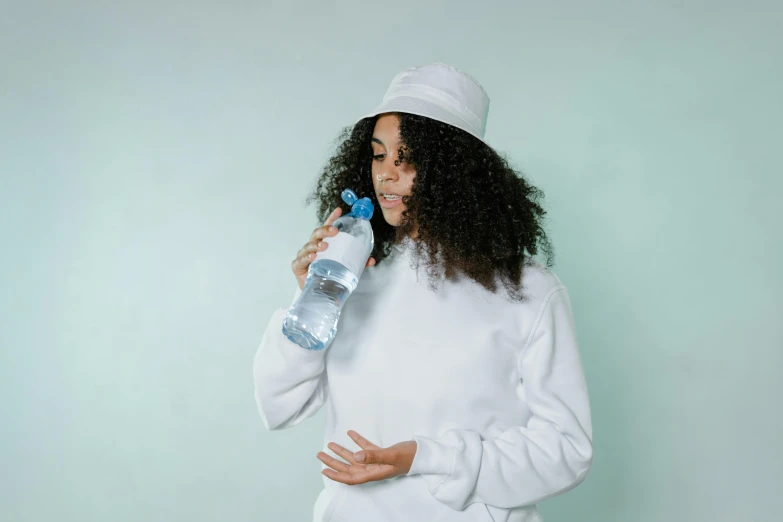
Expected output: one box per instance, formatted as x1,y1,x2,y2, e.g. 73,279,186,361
282,188,375,350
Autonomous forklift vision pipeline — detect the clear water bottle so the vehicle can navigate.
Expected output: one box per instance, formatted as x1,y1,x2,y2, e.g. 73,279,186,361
282,188,375,350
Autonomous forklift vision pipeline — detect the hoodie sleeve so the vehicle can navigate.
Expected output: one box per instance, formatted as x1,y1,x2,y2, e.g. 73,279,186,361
253,287,329,431
406,286,593,510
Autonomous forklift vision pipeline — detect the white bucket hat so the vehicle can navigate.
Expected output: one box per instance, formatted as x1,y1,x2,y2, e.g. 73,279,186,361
360,63,490,142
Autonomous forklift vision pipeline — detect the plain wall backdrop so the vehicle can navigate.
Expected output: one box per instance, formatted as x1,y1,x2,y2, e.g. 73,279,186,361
1,1,781,521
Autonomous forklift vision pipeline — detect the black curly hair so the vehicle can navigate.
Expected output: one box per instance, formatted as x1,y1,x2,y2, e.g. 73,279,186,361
305,113,554,302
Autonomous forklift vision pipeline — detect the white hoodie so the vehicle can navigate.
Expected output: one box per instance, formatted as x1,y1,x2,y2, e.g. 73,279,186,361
254,238,593,522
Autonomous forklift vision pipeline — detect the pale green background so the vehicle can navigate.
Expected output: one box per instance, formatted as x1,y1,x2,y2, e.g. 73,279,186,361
1,1,781,521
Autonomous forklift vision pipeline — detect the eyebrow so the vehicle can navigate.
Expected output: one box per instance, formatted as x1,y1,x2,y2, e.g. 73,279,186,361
371,137,385,147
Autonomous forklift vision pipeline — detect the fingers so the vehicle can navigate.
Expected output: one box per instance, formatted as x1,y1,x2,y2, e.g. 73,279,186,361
310,223,339,243
299,239,328,259
291,248,317,274
327,442,358,465
319,434,399,485
354,450,370,463
354,448,397,465
292,238,331,273
321,468,361,485
316,452,351,473
292,209,342,276
321,465,388,486
324,207,342,227
348,430,381,450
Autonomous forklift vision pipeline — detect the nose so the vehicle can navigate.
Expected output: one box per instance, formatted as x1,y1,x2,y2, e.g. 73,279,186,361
378,156,401,183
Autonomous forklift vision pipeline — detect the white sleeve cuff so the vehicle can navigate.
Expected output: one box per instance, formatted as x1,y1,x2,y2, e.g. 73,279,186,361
408,434,455,479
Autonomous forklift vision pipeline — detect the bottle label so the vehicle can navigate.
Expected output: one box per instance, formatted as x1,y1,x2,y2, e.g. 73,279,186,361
314,231,372,277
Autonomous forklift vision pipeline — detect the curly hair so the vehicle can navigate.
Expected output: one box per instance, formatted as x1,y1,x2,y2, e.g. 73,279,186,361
305,113,554,302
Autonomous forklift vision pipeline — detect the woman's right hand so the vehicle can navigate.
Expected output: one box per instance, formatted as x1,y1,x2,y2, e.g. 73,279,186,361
292,207,377,290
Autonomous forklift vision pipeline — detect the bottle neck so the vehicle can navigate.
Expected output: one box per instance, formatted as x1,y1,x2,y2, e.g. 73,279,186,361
351,210,372,221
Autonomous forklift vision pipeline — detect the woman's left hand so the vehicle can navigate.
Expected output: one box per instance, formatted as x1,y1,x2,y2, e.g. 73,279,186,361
317,430,417,485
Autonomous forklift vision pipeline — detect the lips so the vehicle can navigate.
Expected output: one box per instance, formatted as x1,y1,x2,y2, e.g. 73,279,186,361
379,192,404,208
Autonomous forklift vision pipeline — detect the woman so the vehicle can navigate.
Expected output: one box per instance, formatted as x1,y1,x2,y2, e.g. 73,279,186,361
254,63,593,522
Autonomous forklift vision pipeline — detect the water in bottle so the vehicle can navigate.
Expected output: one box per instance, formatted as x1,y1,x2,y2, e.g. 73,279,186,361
282,188,375,350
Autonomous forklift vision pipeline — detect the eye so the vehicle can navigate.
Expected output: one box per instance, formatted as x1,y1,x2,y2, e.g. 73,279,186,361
372,154,386,162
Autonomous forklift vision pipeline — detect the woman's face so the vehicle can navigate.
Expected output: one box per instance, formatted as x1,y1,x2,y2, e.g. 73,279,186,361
371,114,416,228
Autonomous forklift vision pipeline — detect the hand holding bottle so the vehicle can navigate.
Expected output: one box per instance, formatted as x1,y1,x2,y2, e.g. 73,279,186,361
291,207,376,291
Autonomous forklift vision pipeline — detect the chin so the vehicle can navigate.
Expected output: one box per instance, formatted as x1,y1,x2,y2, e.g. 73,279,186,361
381,211,403,227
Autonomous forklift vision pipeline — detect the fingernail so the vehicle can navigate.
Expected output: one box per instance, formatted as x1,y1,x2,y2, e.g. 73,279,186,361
355,453,364,462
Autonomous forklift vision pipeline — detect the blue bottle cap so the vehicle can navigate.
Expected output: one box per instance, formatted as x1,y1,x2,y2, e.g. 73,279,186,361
341,188,374,220
341,189,358,206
